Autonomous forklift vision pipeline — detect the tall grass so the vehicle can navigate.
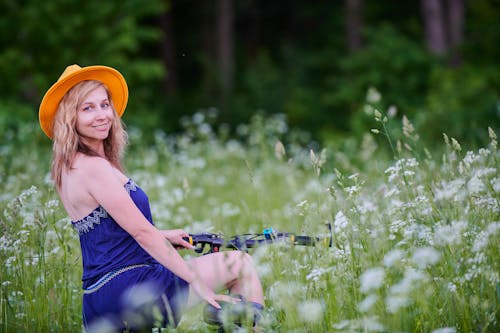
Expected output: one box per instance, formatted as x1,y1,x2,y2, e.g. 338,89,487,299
0,110,498,332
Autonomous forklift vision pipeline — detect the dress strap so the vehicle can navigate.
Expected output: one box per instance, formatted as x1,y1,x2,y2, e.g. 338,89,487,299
83,264,149,294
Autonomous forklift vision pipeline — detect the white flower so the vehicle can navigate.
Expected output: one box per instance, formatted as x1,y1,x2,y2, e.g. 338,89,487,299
433,179,466,202
492,177,500,192
122,282,157,308
383,249,405,267
297,300,323,323
390,268,426,294
360,267,385,293
447,282,457,293
412,247,441,269
434,221,467,246
334,211,348,233
431,327,456,333
274,140,286,160
467,175,485,193
306,267,333,282
358,294,378,312
366,87,381,103
256,263,272,277
385,294,411,313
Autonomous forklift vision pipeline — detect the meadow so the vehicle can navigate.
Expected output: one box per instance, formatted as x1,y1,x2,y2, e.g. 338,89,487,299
0,109,498,332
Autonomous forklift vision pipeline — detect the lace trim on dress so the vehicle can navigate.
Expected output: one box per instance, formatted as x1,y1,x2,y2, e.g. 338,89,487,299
124,179,137,194
72,179,138,235
73,206,108,234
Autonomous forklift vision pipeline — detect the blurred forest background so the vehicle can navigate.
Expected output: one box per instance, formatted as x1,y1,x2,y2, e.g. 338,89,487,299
0,0,499,147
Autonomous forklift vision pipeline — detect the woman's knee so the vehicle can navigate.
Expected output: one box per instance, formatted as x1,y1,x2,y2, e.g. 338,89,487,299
227,251,254,268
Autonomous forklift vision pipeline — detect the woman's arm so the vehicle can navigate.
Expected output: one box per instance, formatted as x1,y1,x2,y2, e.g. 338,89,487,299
79,156,223,307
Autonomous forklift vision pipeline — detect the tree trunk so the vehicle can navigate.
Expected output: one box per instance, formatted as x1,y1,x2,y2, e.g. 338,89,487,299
447,0,465,66
215,0,234,111
160,3,178,94
421,0,448,56
345,0,364,52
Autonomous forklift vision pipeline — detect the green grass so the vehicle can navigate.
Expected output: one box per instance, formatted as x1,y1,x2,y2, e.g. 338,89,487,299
0,113,499,332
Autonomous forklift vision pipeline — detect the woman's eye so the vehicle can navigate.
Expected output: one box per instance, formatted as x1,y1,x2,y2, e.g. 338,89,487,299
82,106,92,112
101,102,110,109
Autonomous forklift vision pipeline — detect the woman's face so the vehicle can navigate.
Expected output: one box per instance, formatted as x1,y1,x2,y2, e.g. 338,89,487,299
76,86,114,147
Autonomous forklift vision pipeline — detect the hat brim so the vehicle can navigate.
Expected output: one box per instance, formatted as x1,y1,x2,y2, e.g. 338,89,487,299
39,65,128,138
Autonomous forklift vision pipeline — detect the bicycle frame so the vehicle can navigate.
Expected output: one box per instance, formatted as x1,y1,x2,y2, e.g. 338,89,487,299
184,226,333,254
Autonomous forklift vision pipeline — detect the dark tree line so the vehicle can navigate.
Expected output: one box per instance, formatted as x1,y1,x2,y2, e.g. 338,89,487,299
0,0,498,144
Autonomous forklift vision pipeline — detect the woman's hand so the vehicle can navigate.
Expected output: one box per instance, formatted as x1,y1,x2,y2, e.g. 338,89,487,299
160,229,194,250
190,279,240,309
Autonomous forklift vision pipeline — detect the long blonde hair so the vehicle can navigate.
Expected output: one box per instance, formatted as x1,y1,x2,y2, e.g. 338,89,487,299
51,80,128,189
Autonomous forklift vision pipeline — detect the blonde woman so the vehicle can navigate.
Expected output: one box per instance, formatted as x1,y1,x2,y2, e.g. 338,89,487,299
39,65,264,332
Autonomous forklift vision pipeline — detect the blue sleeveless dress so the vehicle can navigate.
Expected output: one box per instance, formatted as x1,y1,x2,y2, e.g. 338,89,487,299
71,179,189,331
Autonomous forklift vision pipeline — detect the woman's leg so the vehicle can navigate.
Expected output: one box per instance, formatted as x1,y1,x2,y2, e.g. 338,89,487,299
185,251,264,308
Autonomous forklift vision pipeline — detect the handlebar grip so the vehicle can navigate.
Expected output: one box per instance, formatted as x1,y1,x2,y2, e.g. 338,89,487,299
182,236,191,244
293,235,317,246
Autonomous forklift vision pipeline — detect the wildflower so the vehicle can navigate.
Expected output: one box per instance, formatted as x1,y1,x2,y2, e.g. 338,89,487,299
434,221,467,246
451,138,461,152
345,185,360,196
310,148,327,176
45,199,59,209
297,300,323,323
385,294,411,313
358,198,377,214
274,140,286,160
15,312,26,319
447,282,457,293
467,175,485,193
488,126,497,148
433,179,466,202
383,249,405,267
360,267,385,293
333,317,385,332
364,104,374,116
402,115,415,138
219,202,241,218
431,327,456,333
269,281,305,309
390,267,426,294
472,231,489,252
366,86,381,103
412,247,441,269
306,267,332,282
358,294,378,312
86,318,116,333
387,105,397,118
122,282,157,308
486,222,500,236
333,211,348,233
256,263,272,277
296,200,309,216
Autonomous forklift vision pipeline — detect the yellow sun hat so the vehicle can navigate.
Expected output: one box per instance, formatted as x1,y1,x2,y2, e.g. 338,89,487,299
38,64,129,138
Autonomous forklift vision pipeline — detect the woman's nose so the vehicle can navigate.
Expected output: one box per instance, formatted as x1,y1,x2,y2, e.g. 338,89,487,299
95,107,107,119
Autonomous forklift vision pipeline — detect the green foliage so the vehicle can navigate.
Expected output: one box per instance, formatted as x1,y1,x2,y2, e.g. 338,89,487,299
0,0,165,105
0,0,499,159
416,66,499,146
326,25,435,135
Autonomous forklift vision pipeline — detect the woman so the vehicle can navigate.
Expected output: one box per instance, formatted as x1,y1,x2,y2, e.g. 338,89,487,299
38,64,264,332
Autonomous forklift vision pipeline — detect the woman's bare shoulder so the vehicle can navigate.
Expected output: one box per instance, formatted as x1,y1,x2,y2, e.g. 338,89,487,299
59,155,114,220
73,154,129,184
72,153,112,174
